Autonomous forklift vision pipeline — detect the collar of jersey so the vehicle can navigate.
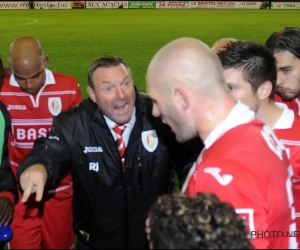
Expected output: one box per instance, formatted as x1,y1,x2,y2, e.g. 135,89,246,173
273,102,294,129
204,101,255,149
9,68,55,87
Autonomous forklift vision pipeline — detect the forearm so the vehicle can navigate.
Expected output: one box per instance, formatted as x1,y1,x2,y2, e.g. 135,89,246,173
18,135,70,191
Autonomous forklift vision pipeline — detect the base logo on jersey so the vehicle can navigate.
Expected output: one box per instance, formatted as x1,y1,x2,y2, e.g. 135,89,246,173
12,122,52,147
48,97,62,116
142,130,158,153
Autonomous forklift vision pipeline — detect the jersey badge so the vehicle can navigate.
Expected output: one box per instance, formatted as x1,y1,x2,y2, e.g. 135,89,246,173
142,130,158,153
48,97,62,116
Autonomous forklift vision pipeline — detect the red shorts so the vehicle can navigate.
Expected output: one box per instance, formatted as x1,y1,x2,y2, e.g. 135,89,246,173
8,186,74,249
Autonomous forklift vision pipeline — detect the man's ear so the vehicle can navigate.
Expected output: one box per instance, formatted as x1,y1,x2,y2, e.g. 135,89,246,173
174,87,189,110
257,81,272,101
87,87,96,103
44,56,49,68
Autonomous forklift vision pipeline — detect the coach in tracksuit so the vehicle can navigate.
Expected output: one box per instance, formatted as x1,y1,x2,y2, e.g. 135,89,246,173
0,57,18,249
17,55,181,249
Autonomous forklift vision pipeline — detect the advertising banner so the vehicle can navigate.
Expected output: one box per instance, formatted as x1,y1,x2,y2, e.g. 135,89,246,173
271,2,297,9
86,1,128,9
156,1,189,9
128,1,156,9
0,1,71,9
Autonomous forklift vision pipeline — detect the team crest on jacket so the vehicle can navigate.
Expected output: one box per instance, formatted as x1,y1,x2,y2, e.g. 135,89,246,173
48,97,62,116
141,130,158,152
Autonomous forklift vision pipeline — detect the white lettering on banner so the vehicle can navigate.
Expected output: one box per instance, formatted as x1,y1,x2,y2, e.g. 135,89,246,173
0,1,71,9
156,1,189,9
85,1,128,9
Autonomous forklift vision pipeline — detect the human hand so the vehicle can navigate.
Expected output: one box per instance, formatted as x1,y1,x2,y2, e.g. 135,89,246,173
19,164,47,203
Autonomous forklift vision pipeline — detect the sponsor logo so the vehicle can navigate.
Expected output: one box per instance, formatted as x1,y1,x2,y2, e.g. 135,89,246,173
7,105,27,110
12,122,52,144
83,146,103,153
48,135,59,141
14,126,51,142
204,167,233,186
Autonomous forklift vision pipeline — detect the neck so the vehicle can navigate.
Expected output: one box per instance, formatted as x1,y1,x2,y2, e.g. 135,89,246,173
196,93,237,141
256,100,283,128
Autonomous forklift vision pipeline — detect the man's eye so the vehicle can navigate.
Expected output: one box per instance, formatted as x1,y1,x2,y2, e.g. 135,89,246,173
228,85,235,90
32,73,41,78
14,75,24,80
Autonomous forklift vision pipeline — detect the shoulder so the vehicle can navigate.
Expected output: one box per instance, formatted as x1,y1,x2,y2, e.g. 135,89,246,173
54,98,91,125
138,92,152,109
0,101,10,123
292,114,300,127
219,119,266,147
52,71,79,86
0,76,13,91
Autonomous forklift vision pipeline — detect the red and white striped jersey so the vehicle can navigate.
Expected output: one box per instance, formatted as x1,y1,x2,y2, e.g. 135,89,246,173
0,69,82,196
273,102,300,238
275,94,300,116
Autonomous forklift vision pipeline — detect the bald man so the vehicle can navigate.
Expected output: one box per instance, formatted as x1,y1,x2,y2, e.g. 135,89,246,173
211,38,237,53
146,37,294,249
0,36,82,249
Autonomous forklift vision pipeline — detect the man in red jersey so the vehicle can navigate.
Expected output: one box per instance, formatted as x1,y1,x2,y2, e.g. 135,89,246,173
0,36,82,249
145,37,295,249
217,40,300,247
265,27,300,115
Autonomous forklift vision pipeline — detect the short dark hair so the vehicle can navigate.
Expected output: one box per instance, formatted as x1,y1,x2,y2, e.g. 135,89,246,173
148,192,253,249
87,55,130,89
217,41,277,100
0,57,4,85
265,27,300,60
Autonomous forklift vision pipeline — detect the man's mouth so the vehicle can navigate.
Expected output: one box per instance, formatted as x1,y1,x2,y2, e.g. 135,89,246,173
114,103,128,112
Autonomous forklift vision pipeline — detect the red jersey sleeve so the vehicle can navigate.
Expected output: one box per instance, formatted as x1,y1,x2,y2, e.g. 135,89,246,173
186,159,270,248
70,80,83,107
0,191,14,203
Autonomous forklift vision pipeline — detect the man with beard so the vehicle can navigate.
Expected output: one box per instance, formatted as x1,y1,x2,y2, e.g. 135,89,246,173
265,27,300,115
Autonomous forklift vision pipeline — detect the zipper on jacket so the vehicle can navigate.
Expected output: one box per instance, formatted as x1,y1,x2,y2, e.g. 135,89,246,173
137,156,144,193
123,162,129,249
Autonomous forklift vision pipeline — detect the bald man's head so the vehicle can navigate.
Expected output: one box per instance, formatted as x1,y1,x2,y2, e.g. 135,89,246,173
9,36,48,95
147,37,226,98
146,37,229,143
211,38,237,54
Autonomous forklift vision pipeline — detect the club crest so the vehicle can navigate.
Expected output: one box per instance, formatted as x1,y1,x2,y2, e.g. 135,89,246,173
141,130,158,153
48,97,62,116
